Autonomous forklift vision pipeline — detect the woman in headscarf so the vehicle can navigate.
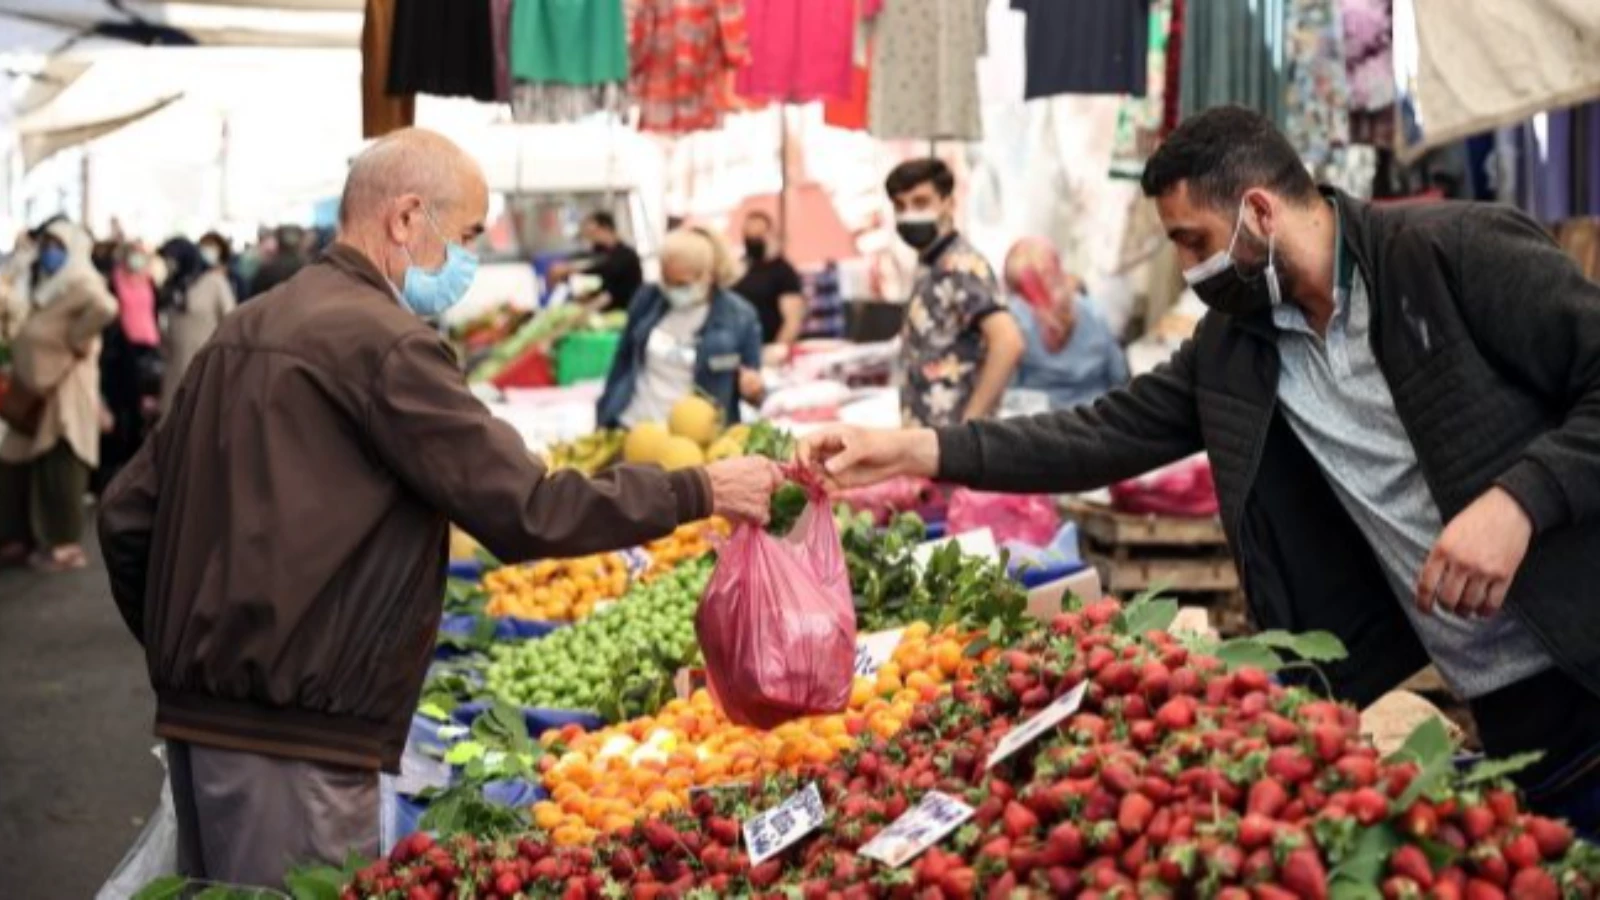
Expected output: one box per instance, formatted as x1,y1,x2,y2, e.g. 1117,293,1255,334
0,219,118,571
158,236,236,413
1003,236,1129,411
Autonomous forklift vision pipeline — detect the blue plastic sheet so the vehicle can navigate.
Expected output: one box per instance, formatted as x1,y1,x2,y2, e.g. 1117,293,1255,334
451,701,607,738
447,560,484,581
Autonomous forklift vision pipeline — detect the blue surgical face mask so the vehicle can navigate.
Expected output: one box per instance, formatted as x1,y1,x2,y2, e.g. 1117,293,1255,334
38,245,68,276
663,283,706,310
398,208,479,318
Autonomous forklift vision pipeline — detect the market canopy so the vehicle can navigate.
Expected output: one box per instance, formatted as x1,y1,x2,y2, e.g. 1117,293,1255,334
0,0,361,49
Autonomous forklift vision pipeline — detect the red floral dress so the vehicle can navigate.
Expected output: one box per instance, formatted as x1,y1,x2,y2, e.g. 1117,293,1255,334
630,0,750,134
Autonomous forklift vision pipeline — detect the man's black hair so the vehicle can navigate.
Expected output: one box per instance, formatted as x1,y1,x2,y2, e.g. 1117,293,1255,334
1140,106,1319,209
885,158,955,199
586,211,617,232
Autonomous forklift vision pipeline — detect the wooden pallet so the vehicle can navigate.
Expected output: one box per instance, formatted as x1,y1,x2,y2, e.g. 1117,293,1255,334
1064,500,1239,596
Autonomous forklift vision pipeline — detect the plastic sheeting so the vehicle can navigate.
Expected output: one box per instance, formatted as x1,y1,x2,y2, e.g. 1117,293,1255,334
1396,0,1600,162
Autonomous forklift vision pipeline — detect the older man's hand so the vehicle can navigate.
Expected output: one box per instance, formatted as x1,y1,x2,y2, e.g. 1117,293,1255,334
705,456,785,525
1415,487,1534,619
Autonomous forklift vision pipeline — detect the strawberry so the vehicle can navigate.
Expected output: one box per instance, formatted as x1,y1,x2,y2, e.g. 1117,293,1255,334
1311,723,1346,763
979,836,1013,864
1118,792,1156,835
1438,824,1469,853
1473,848,1511,888
1466,880,1508,900
1390,845,1436,889
1249,778,1291,818
1462,805,1498,842
1217,890,1251,900
1384,877,1423,900
1101,762,1141,795
642,821,678,854
1155,696,1198,731
1255,885,1300,900
1523,817,1573,859
1261,713,1301,745
1244,847,1276,882
1043,822,1086,866
1507,868,1557,900
1269,747,1318,785
706,816,739,846
1238,813,1276,850
1140,661,1172,698
1235,666,1272,693
1170,666,1203,697
1210,844,1246,879
1100,661,1140,694
986,870,1019,900
1434,880,1465,900
941,866,977,900
1282,847,1330,900
1335,754,1379,788
749,860,782,888
1045,866,1082,895
1130,719,1161,748
1350,787,1392,826
1120,836,1151,877
1504,833,1541,871
494,873,522,898
1486,790,1519,827
1085,597,1121,625
1402,801,1440,840
1003,801,1041,839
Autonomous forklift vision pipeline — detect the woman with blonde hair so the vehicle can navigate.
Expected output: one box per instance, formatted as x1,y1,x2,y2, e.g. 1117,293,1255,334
597,226,764,427
1003,236,1128,411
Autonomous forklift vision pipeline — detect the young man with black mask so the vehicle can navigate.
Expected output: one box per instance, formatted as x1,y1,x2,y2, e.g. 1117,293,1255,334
804,107,1600,829
564,211,643,313
731,210,804,348
884,158,1023,427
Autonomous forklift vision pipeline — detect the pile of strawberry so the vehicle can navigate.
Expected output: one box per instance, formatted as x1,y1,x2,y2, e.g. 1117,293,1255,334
341,598,1598,900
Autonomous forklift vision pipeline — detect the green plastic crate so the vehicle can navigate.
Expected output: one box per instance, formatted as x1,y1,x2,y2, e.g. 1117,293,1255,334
555,329,622,385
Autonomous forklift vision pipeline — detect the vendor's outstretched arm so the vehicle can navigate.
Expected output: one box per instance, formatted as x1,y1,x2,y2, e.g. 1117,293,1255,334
805,340,1203,493
367,333,778,563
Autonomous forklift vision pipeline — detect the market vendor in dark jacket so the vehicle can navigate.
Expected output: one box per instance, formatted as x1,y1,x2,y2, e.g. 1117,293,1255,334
596,226,765,427
97,129,782,886
802,106,1600,828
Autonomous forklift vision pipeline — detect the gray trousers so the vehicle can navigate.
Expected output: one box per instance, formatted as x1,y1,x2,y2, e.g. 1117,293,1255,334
167,741,379,888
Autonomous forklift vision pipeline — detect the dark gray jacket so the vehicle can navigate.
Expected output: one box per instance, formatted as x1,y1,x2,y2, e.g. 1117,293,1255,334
938,190,1600,709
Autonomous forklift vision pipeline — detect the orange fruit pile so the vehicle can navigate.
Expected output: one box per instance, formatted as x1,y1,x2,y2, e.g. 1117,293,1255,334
531,622,990,845
639,518,730,580
484,553,630,621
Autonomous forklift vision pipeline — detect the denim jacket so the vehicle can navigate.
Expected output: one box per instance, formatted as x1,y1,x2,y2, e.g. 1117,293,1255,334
596,284,763,427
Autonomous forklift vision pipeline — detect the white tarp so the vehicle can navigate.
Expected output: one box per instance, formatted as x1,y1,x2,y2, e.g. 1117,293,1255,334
1398,0,1600,161
0,1,360,47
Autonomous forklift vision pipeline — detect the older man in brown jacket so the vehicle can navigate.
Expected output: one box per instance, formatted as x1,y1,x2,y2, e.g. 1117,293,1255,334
98,129,782,885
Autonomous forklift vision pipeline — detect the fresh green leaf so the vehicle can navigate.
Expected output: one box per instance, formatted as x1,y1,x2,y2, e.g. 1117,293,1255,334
1214,638,1285,672
1462,751,1545,786
1251,630,1349,663
1388,718,1457,812
132,877,190,900
1329,823,1401,886
445,740,486,765
1116,597,1180,636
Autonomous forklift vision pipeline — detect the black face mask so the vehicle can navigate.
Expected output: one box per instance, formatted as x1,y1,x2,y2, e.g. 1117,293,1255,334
895,217,940,251
1183,203,1283,317
744,238,767,260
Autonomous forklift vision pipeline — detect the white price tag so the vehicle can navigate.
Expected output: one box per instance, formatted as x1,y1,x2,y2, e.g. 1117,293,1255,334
854,629,906,677
984,681,1089,770
858,791,975,868
619,547,652,578
743,783,826,866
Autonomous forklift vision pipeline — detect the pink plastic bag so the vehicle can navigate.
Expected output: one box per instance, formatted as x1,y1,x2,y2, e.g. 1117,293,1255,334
946,489,1062,548
832,476,943,525
1109,458,1219,518
695,476,857,729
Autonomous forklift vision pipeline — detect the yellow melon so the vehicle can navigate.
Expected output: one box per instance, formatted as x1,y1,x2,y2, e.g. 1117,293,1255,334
668,395,721,448
658,436,706,470
622,422,672,464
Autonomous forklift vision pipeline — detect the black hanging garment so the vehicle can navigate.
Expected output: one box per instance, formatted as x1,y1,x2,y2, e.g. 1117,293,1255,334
387,0,498,102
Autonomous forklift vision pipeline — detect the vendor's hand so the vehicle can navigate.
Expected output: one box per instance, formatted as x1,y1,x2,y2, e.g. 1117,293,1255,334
1415,487,1533,619
738,367,764,402
798,426,940,490
705,456,784,525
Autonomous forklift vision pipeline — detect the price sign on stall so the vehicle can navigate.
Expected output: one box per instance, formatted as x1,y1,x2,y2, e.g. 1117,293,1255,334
859,791,976,868
984,680,1089,770
854,629,906,677
743,783,826,866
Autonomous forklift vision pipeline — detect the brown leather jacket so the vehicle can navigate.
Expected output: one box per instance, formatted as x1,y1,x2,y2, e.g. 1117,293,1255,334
99,244,711,772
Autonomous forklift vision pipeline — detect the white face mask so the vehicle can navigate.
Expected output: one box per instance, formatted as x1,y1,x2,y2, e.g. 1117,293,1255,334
664,283,706,310
1180,197,1282,316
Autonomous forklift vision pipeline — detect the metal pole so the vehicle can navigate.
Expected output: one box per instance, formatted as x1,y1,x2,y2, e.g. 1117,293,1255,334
777,105,790,246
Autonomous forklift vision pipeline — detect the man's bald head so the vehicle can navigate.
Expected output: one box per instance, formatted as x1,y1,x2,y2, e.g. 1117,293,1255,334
337,128,489,288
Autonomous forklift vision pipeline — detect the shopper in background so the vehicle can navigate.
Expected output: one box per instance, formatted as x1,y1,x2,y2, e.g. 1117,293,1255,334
1003,236,1129,410
802,260,846,340
731,209,805,348
199,230,248,303
552,210,644,313
597,226,765,428
885,158,1024,427
99,128,781,886
804,106,1600,830
96,242,163,492
247,224,308,299
0,219,117,572
157,237,237,414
